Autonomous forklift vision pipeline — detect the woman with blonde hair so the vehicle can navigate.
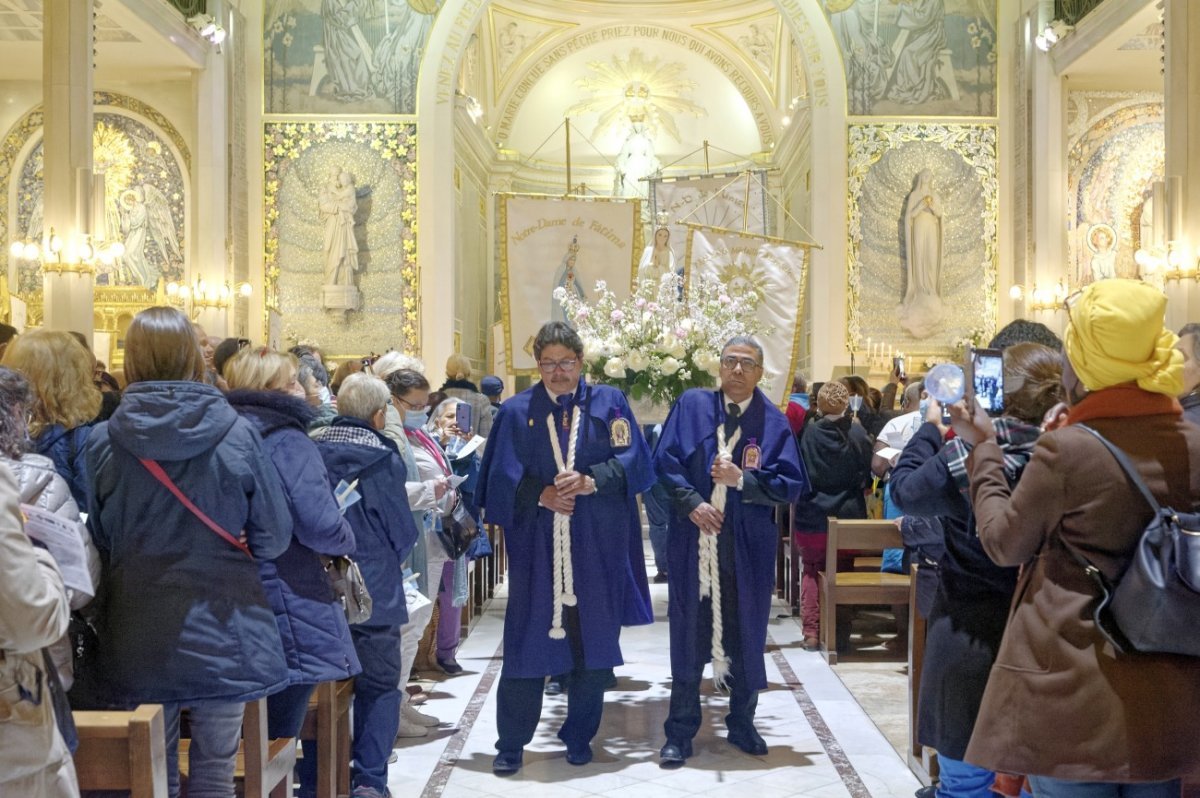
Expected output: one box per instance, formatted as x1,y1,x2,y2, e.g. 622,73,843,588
2,329,102,506
225,347,360,796
84,307,292,798
438,353,493,438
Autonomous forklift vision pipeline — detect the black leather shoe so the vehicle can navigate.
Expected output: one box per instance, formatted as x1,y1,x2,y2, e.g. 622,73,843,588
437,657,464,675
659,740,692,766
727,728,768,756
565,746,593,766
492,750,523,775
915,787,936,798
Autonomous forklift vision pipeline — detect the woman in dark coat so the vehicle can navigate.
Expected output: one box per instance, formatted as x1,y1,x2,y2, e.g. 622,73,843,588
793,381,874,650
311,372,420,798
890,343,1062,798
84,308,292,798
224,348,362,742
952,280,1200,797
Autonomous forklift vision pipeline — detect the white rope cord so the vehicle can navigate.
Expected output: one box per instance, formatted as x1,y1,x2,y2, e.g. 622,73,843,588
703,423,741,690
546,406,582,640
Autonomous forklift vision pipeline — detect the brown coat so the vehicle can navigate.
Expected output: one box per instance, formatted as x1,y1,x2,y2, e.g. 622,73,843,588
965,403,1200,782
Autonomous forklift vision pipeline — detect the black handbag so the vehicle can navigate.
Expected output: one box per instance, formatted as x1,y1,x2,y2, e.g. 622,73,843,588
1067,425,1200,656
436,501,477,560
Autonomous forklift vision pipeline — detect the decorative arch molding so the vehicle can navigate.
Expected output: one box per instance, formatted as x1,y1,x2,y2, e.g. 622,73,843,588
415,0,848,377
492,22,781,151
1,91,192,293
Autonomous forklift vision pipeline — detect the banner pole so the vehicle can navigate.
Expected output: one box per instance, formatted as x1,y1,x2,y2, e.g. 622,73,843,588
704,140,710,174
565,117,572,195
741,170,752,233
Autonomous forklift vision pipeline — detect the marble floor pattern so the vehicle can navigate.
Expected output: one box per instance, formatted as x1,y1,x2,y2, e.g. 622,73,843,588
387,566,923,798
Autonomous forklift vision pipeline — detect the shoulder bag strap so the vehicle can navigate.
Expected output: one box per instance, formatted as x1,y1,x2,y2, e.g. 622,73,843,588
138,458,253,559
1075,424,1164,515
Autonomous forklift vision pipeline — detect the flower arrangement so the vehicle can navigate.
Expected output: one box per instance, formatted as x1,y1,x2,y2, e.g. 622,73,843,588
555,273,767,406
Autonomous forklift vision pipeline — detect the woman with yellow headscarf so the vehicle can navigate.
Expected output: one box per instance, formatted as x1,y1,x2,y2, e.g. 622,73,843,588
946,279,1200,797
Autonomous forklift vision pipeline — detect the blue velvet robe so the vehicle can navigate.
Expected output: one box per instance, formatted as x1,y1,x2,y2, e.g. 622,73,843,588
654,388,809,690
478,381,654,678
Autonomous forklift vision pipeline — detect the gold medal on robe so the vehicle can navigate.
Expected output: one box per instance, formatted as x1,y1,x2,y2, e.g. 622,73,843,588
609,412,631,448
741,438,762,471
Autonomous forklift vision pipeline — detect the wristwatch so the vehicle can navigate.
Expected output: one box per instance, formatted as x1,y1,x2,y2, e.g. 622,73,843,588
586,476,597,495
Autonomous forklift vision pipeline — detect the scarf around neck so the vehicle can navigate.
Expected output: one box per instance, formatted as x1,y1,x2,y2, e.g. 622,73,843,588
940,416,1041,495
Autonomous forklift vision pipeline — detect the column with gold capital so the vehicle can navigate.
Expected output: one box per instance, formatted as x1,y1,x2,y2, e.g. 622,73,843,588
41,0,95,335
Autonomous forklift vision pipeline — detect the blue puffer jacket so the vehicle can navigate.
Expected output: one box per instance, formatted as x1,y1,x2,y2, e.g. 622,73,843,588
84,381,293,706
34,422,94,509
312,417,419,628
228,389,362,685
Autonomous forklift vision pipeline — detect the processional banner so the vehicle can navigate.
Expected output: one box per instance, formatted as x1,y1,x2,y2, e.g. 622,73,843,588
499,194,642,375
650,172,770,268
685,225,808,407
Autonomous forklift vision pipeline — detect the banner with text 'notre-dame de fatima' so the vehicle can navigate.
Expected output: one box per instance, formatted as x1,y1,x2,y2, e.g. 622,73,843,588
499,194,642,375
685,225,809,406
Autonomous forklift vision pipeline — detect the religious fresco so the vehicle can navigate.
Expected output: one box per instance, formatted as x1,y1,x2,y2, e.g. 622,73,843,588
1066,92,1164,288
264,121,418,354
10,108,187,295
847,122,998,359
264,0,441,116
821,0,997,117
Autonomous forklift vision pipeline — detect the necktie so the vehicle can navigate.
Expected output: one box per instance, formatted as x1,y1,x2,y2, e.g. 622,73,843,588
557,395,573,454
724,402,741,440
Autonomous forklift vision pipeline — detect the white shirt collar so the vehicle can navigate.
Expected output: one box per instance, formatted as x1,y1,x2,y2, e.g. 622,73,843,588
722,392,753,415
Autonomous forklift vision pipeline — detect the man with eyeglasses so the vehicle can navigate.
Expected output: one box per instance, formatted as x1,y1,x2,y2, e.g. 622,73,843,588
653,335,808,766
478,321,655,775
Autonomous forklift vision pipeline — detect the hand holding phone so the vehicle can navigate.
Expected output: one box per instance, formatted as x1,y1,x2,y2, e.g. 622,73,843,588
966,347,1005,417
455,402,473,435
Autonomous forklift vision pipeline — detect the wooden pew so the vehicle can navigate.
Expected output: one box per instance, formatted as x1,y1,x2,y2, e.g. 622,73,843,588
178,698,296,798
74,704,168,797
818,518,911,664
299,680,353,798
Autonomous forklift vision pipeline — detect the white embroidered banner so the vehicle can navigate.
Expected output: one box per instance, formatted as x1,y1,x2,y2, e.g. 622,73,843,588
650,172,770,268
685,225,808,406
499,194,642,374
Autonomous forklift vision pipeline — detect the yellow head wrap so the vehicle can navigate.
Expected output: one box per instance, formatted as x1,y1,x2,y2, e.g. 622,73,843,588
1064,278,1182,396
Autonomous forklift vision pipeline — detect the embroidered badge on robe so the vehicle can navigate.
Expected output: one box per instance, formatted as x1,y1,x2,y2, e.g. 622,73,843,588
742,438,762,470
609,411,631,448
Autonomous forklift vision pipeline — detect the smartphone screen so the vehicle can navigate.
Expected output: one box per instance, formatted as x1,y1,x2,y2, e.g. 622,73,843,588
969,347,1005,416
456,402,472,434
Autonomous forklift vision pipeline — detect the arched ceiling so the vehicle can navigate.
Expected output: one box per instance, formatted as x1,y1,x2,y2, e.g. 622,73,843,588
460,0,809,171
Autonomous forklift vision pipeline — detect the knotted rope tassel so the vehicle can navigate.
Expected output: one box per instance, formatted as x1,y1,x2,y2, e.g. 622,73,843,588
546,407,582,640
702,424,741,690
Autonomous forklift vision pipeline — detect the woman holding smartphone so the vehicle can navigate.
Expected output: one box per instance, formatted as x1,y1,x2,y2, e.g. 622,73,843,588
890,342,1063,798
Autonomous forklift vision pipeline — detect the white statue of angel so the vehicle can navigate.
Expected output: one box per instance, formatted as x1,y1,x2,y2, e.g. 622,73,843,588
119,183,181,289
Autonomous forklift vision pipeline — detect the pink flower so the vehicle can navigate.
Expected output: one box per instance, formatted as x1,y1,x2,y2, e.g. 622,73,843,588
635,297,647,309
719,294,731,305
647,302,661,313
675,327,687,338
610,310,625,323
576,307,590,319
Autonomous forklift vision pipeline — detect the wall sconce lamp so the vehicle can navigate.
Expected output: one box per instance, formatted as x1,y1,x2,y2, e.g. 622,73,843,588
187,14,227,47
1035,20,1073,52
165,278,253,318
1012,281,1067,313
1136,242,1198,282
9,227,124,275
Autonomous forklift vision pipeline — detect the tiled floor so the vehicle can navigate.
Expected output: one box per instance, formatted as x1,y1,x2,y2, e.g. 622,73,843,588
388,563,923,798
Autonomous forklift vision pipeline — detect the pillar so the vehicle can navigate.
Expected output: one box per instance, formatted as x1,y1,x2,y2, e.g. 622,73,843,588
1164,0,1200,328
41,0,94,335
192,0,230,336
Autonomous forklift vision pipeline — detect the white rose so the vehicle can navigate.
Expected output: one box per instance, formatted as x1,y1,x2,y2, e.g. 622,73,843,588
678,318,695,333
603,357,627,379
626,349,649,371
604,339,624,358
660,356,681,376
658,332,678,355
582,336,603,363
669,341,687,359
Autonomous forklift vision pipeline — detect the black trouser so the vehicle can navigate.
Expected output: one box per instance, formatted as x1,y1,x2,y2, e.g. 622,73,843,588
496,606,609,753
664,526,758,743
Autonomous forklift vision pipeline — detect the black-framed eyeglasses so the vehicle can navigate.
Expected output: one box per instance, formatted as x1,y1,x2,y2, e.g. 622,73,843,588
393,395,428,412
236,338,251,350
721,355,761,372
538,359,579,373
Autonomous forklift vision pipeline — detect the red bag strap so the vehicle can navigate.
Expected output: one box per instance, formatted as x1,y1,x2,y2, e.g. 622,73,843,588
138,458,253,559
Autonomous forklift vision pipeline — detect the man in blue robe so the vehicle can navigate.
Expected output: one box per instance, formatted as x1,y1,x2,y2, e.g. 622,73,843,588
654,335,809,765
478,321,654,774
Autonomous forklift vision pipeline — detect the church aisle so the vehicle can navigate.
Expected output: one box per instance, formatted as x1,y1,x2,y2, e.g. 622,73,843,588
388,573,922,798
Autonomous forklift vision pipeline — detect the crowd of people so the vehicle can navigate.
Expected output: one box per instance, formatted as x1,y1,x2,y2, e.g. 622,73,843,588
0,309,497,798
2,276,1200,798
